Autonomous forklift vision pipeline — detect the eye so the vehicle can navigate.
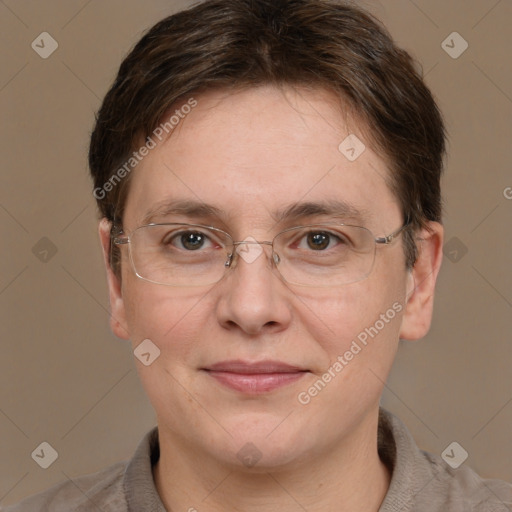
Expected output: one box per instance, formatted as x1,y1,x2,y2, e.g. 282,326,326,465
306,232,330,250
164,230,215,251
297,230,345,251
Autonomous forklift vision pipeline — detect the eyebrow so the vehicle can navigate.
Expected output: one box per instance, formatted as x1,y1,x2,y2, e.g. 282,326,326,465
140,199,223,226
140,198,370,226
272,200,370,224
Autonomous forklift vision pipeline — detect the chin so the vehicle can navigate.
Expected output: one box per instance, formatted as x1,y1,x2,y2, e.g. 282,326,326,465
205,416,313,471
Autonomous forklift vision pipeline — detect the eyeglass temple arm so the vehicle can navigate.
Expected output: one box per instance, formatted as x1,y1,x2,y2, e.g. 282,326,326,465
110,223,129,245
113,237,129,245
375,219,410,245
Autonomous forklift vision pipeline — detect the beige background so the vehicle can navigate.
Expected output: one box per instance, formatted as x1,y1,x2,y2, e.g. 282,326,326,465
1,0,511,506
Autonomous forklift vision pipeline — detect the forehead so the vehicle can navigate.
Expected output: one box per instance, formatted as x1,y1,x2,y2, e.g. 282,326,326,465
123,85,401,232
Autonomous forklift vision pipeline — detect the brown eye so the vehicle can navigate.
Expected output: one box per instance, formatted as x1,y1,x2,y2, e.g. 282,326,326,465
306,232,330,250
163,230,213,251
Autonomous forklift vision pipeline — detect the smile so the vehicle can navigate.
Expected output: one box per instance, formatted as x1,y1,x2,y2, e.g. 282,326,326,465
202,360,309,394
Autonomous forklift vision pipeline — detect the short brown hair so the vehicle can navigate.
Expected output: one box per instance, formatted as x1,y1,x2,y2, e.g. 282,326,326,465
89,0,446,273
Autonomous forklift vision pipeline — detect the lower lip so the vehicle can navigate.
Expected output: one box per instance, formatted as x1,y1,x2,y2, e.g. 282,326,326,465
206,371,306,393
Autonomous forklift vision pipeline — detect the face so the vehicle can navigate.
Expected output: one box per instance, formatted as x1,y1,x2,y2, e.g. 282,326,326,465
100,85,442,470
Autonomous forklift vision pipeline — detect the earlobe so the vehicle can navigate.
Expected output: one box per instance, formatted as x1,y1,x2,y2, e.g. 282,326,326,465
98,218,131,340
399,222,444,341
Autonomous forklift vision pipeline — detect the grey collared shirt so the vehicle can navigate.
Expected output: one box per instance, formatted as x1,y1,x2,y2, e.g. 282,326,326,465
3,409,511,511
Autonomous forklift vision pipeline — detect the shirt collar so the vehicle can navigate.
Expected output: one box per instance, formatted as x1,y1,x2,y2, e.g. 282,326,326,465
122,408,435,511
124,426,166,511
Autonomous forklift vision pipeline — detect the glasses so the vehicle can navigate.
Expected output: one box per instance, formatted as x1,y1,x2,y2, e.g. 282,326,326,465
112,221,408,287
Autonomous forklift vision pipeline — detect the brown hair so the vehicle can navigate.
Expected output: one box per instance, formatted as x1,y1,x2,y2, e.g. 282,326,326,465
89,0,446,273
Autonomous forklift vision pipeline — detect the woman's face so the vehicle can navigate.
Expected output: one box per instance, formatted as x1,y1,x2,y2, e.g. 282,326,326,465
103,85,429,470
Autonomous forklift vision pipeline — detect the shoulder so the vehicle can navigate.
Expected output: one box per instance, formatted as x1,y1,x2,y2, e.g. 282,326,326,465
1,461,128,512
379,408,512,512
2,427,162,512
420,450,512,511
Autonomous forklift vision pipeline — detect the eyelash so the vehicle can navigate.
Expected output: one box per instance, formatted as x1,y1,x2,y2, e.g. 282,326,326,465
163,229,349,251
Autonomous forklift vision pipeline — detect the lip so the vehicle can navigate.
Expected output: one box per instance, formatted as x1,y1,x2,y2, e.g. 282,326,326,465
203,360,308,394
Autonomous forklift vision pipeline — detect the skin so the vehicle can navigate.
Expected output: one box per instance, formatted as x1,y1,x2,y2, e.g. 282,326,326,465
99,85,443,511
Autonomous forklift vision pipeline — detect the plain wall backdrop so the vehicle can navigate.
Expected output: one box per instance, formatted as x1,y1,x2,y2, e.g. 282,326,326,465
1,0,511,506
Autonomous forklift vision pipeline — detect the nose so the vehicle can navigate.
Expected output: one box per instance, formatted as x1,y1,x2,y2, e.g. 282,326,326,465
215,241,292,336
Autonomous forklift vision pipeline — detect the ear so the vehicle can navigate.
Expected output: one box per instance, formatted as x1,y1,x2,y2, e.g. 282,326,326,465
98,218,130,340
399,221,444,341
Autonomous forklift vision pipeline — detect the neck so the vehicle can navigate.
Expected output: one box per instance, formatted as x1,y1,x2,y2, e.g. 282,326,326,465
153,408,391,512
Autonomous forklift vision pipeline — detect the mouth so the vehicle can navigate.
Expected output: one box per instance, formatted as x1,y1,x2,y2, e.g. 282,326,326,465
201,360,309,394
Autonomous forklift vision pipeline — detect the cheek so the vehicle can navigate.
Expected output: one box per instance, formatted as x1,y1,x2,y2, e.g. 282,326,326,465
292,262,407,365
122,278,214,360
291,282,406,442
293,280,406,416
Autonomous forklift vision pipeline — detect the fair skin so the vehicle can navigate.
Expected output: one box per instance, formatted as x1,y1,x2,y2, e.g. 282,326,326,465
99,85,443,511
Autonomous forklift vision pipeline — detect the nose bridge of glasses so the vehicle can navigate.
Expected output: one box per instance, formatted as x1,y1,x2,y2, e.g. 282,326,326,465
224,239,276,269
232,240,273,248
